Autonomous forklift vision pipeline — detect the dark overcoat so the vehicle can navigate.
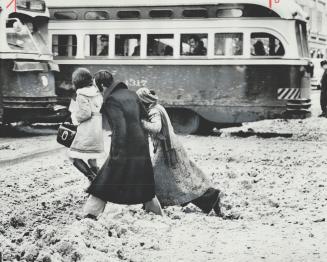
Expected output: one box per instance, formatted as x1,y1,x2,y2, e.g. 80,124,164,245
320,70,327,113
87,82,155,204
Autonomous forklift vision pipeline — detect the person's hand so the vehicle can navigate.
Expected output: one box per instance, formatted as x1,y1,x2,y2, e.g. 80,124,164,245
141,119,147,127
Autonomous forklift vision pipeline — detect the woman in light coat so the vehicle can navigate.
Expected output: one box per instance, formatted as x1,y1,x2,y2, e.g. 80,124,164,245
68,68,104,182
137,88,222,215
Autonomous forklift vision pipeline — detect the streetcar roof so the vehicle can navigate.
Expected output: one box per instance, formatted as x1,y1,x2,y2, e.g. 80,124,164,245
45,0,308,21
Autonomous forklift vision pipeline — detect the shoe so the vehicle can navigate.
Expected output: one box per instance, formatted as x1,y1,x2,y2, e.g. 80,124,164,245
191,188,219,214
144,196,164,216
84,214,98,221
212,191,223,217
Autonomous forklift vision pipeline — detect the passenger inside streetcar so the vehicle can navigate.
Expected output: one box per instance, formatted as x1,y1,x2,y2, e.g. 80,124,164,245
164,45,173,56
271,38,285,56
98,35,109,56
187,35,207,56
251,33,285,57
253,40,266,56
132,39,141,56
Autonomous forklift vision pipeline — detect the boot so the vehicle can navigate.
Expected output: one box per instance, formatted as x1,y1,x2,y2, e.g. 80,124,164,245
144,196,164,216
73,159,96,182
88,159,100,174
192,188,222,215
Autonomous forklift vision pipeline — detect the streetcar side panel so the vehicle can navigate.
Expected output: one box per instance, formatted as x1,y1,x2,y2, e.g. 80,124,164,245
54,63,307,123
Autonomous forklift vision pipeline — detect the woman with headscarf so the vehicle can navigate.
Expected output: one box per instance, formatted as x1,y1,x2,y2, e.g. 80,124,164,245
136,88,223,216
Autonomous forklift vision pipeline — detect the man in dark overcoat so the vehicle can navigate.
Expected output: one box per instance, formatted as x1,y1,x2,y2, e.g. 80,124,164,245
84,72,162,218
319,60,327,117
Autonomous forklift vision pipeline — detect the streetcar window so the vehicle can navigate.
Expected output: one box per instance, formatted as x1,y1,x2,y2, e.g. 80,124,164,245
215,33,243,56
52,35,77,57
149,10,173,18
54,11,77,20
6,19,38,52
147,34,174,56
216,9,243,18
251,33,285,56
182,9,208,18
85,11,109,20
117,11,140,19
180,34,207,56
296,22,309,57
115,34,141,56
84,35,109,56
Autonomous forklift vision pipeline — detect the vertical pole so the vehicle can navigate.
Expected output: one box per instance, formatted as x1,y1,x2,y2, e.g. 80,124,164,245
6,0,16,12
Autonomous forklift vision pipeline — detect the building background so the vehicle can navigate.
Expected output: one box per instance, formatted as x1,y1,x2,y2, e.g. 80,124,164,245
296,0,327,58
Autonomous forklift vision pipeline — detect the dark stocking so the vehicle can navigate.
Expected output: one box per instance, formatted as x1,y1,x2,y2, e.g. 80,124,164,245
73,158,96,182
88,159,99,174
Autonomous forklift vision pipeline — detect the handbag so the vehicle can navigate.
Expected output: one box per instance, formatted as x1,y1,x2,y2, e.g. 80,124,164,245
56,122,77,148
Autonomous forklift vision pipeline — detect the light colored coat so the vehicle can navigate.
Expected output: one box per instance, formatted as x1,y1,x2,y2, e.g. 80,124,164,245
68,85,104,160
142,104,210,206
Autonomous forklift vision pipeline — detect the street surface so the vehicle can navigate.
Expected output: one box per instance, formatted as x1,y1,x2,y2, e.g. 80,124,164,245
0,90,326,262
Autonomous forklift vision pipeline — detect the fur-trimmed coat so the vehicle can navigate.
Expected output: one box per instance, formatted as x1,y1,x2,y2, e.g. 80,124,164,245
68,85,104,160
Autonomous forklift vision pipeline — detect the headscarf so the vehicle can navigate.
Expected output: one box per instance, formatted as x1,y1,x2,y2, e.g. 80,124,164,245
136,88,158,104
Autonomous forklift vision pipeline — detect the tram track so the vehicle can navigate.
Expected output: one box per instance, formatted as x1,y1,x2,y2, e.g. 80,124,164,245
0,145,65,168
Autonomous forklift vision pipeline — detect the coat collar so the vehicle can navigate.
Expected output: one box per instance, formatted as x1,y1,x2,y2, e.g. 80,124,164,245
76,85,100,97
103,81,128,101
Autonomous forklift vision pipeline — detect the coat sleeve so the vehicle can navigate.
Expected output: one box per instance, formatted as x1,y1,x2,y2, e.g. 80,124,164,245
74,94,92,124
141,108,162,134
322,72,327,89
102,97,126,160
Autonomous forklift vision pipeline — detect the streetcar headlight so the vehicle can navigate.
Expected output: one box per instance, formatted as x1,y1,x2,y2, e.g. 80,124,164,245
17,0,45,11
30,1,46,11
41,75,49,87
17,0,30,10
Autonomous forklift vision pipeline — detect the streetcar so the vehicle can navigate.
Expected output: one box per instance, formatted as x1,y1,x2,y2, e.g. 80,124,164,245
0,0,64,124
47,0,312,133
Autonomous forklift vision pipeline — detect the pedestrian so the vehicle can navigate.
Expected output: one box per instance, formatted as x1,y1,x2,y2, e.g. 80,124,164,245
136,88,223,216
319,60,327,117
83,70,163,219
68,68,104,182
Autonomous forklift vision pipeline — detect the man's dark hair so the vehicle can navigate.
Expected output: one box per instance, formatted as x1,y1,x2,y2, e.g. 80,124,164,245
321,60,327,67
94,70,113,92
189,35,200,43
72,68,93,90
100,35,109,41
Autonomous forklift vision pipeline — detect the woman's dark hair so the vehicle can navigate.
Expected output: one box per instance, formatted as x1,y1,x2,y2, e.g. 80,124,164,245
72,68,93,90
94,70,113,92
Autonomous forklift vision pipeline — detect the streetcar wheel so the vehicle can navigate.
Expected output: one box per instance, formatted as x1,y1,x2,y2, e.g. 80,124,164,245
168,110,200,134
196,119,214,135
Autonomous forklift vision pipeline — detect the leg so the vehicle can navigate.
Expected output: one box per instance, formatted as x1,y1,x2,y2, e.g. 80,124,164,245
73,158,96,182
191,188,222,216
144,196,164,216
320,91,327,116
88,159,99,174
83,195,106,219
